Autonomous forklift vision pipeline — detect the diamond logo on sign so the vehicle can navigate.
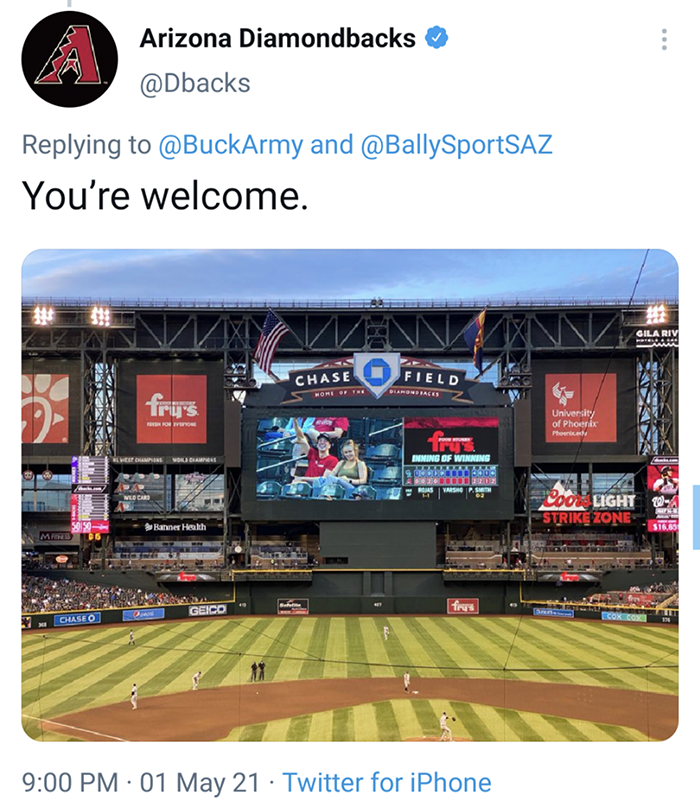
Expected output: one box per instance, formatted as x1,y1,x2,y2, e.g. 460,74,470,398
353,353,402,399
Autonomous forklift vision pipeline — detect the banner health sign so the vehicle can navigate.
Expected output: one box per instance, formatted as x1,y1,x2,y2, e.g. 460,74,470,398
54,611,102,626
531,359,635,457
123,608,165,622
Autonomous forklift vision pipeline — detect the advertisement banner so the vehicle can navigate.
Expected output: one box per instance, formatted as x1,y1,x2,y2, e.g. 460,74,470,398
533,608,575,618
54,612,102,626
117,360,224,456
647,457,679,532
122,608,165,622
544,372,617,443
625,593,655,606
141,520,217,535
277,598,309,615
21,373,69,444
403,416,499,503
22,360,82,457
137,374,207,444
447,598,480,615
602,612,648,623
278,356,476,405
37,532,74,542
188,603,228,617
531,360,635,457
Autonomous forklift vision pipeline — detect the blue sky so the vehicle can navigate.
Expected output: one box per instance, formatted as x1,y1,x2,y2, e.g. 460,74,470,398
22,249,678,302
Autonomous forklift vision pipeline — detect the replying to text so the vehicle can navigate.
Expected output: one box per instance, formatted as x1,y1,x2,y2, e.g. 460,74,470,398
23,133,553,162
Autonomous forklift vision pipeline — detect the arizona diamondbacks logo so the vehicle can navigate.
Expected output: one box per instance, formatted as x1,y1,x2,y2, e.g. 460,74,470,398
353,353,402,399
35,25,102,85
22,12,118,107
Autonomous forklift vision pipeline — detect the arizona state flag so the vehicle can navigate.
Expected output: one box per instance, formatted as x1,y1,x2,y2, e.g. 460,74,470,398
463,308,487,373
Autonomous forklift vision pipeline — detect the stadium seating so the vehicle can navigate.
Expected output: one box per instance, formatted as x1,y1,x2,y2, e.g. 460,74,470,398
372,466,403,487
257,480,283,499
377,486,403,500
365,443,401,464
315,483,346,500
282,481,313,499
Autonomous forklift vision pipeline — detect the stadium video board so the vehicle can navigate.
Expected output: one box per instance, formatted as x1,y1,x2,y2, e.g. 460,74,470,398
647,456,679,532
243,408,514,521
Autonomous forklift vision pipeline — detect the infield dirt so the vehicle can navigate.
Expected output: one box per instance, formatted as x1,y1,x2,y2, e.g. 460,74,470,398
45,677,678,742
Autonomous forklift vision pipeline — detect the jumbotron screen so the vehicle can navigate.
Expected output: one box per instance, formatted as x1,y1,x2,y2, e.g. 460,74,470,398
245,409,513,521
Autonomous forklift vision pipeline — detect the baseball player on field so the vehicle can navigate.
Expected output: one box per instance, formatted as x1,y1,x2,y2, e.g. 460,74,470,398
192,671,202,690
130,683,138,710
383,625,389,640
404,671,410,692
439,711,453,741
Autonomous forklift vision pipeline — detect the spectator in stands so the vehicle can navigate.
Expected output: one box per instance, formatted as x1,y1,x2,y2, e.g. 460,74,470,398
291,418,338,481
306,416,349,443
315,440,368,499
263,424,287,444
21,575,206,613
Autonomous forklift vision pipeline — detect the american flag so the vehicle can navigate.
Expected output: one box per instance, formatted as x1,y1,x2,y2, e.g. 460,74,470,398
254,310,290,376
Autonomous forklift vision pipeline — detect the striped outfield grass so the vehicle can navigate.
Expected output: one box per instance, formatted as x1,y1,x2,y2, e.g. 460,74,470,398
21,616,678,741
222,699,653,742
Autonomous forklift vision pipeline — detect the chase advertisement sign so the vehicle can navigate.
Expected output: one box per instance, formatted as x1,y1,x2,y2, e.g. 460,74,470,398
54,611,101,626
353,353,402,399
278,355,475,405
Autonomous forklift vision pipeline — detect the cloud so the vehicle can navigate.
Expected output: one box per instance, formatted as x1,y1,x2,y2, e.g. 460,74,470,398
21,249,678,303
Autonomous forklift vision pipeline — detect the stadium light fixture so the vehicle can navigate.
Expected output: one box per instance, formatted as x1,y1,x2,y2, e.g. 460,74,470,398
33,306,55,326
90,306,112,327
646,304,666,324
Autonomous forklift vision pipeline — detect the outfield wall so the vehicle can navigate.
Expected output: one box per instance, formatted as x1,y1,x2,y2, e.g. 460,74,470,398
22,568,678,628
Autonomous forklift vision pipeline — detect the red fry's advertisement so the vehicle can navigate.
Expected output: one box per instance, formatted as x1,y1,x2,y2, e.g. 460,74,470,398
447,598,480,615
137,375,207,444
545,373,617,443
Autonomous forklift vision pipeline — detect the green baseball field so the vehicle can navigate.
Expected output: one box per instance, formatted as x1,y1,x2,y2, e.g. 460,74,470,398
21,615,678,742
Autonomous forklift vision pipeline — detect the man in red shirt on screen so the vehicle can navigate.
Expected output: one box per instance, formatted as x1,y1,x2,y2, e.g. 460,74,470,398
291,417,337,480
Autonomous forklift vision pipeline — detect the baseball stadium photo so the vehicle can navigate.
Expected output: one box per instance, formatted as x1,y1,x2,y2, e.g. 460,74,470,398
21,249,679,742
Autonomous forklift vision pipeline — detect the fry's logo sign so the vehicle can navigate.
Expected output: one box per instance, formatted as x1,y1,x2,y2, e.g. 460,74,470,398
137,375,207,444
145,393,199,419
447,598,479,615
427,431,475,453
